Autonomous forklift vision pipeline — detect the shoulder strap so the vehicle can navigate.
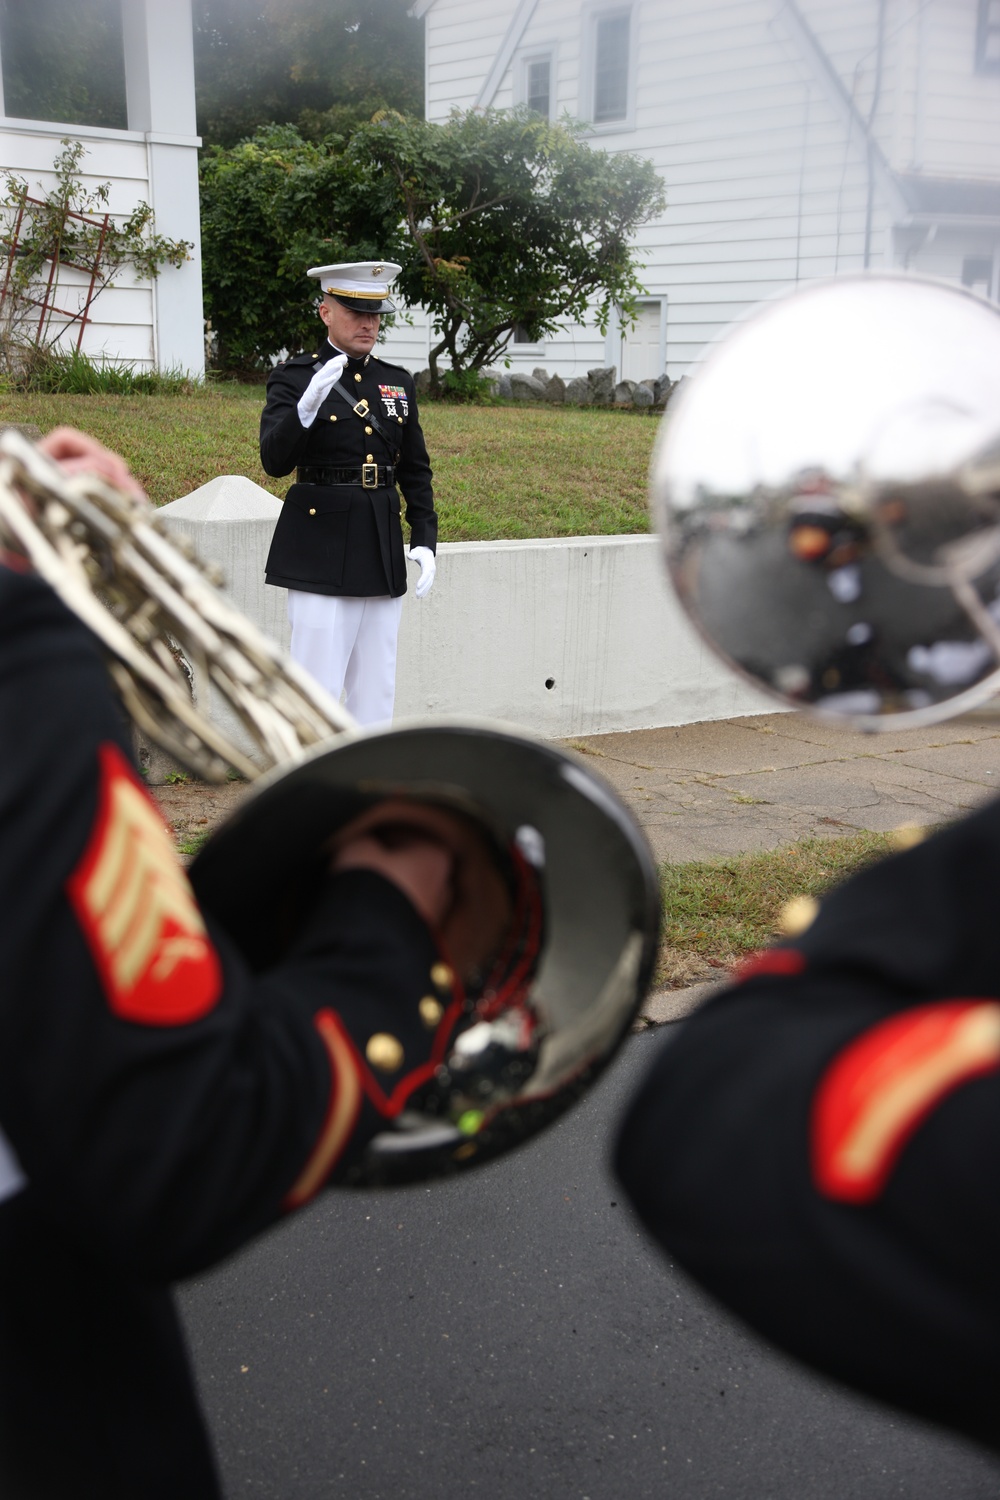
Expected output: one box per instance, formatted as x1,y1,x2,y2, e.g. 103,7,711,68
330,378,397,449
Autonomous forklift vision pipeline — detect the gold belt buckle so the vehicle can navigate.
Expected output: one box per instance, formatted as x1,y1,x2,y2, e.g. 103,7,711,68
362,463,378,488
353,398,370,417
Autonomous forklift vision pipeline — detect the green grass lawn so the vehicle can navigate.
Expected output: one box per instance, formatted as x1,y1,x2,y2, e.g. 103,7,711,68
657,830,896,986
0,389,660,541
6,387,896,991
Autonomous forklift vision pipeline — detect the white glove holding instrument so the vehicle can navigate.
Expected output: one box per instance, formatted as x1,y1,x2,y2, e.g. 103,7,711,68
296,352,348,428
407,546,436,599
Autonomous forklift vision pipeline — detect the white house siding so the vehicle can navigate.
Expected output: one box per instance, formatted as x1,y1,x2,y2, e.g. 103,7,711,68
377,314,433,371
891,2,1000,178
623,0,874,371
799,2,1000,293
0,0,203,376
0,122,160,365
417,0,1000,383
423,4,520,115
797,4,1000,182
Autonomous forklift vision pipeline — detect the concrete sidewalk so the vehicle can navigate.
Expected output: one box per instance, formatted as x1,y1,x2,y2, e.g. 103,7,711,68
569,710,1000,1023
158,707,1000,1028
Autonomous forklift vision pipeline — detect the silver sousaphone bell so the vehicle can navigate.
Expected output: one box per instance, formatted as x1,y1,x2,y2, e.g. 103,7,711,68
652,273,1000,730
190,720,659,1186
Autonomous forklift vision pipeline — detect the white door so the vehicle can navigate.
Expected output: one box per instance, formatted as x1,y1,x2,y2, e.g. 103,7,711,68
620,300,663,382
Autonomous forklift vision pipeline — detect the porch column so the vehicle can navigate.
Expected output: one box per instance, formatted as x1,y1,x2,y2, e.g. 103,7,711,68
122,0,204,376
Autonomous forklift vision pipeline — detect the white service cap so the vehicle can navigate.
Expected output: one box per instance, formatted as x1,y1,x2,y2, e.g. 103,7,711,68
307,261,401,312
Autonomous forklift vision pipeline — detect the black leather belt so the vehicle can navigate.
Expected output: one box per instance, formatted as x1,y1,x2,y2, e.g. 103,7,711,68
297,464,395,489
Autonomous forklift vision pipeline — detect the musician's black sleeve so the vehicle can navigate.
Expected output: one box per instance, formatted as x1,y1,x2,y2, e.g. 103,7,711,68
0,565,458,1280
616,803,1000,1450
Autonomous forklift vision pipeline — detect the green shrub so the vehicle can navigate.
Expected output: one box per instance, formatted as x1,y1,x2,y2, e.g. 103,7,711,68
438,367,495,403
198,124,390,374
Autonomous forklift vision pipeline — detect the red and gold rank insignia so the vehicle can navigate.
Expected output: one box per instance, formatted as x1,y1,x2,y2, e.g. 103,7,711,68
67,742,222,1026
811,999,1000,1203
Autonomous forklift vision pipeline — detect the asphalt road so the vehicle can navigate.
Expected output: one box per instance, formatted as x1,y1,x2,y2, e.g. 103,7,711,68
180,1031,1000,1499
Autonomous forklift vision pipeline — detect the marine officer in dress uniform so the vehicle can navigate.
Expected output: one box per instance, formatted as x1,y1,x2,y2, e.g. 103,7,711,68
260,261,437,725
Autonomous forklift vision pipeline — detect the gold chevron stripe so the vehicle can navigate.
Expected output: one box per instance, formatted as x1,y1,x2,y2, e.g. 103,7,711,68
68,744,220,1024
82,772,209,993
284,1011,363,1208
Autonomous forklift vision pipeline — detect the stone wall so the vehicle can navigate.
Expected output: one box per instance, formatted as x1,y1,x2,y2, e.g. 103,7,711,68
155,476,773,769
414,367,680,410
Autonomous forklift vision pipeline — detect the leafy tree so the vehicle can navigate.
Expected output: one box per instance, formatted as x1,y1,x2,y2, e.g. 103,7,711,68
198,124,393,372
193,0,423,148
0,0,422,145
349,109,667,391
199,111,665,384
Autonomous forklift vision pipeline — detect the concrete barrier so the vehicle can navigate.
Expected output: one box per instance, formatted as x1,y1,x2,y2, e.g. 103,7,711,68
158,476,773,740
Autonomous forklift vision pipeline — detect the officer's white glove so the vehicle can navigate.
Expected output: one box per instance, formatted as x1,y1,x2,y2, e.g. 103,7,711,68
296,352,348,428
408,546,437,599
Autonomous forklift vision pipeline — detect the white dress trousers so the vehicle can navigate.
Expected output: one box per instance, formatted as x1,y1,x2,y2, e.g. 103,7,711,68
287,590,404,727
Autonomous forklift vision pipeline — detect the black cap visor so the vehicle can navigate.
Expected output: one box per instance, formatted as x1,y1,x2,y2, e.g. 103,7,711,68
327,291,396,315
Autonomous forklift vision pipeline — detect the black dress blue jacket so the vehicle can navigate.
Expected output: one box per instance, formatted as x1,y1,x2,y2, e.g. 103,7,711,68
261,342,437,598
617,800,1000,1455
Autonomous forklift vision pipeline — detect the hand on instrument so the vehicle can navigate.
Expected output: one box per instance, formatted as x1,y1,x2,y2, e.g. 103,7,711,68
329,799,511,980
296,353,348,428
38,427,147,500
407,545,436,599
331,806,455,930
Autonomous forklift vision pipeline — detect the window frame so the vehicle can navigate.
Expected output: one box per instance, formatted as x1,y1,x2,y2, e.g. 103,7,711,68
581,3,636,132
976,0,1000,74
515,45,557,122
962,250,1000,301
511,322,546,353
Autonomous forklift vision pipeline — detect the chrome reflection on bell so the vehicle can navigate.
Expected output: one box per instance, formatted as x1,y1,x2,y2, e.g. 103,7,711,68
652,273,1000,729
189,722,660,1187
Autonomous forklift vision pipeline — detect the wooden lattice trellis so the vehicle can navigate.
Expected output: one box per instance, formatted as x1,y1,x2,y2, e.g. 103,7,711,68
0,184,111,350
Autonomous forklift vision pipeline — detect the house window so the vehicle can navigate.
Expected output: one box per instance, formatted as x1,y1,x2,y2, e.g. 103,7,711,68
0,0,127,127
526,56,552,118
592,10,631,124
516,49,555,121
976,0,1000,73
963,255,996,298
513,324,538,344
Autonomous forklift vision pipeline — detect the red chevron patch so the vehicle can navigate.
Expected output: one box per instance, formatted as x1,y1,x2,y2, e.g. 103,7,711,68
811,999,1000,1203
